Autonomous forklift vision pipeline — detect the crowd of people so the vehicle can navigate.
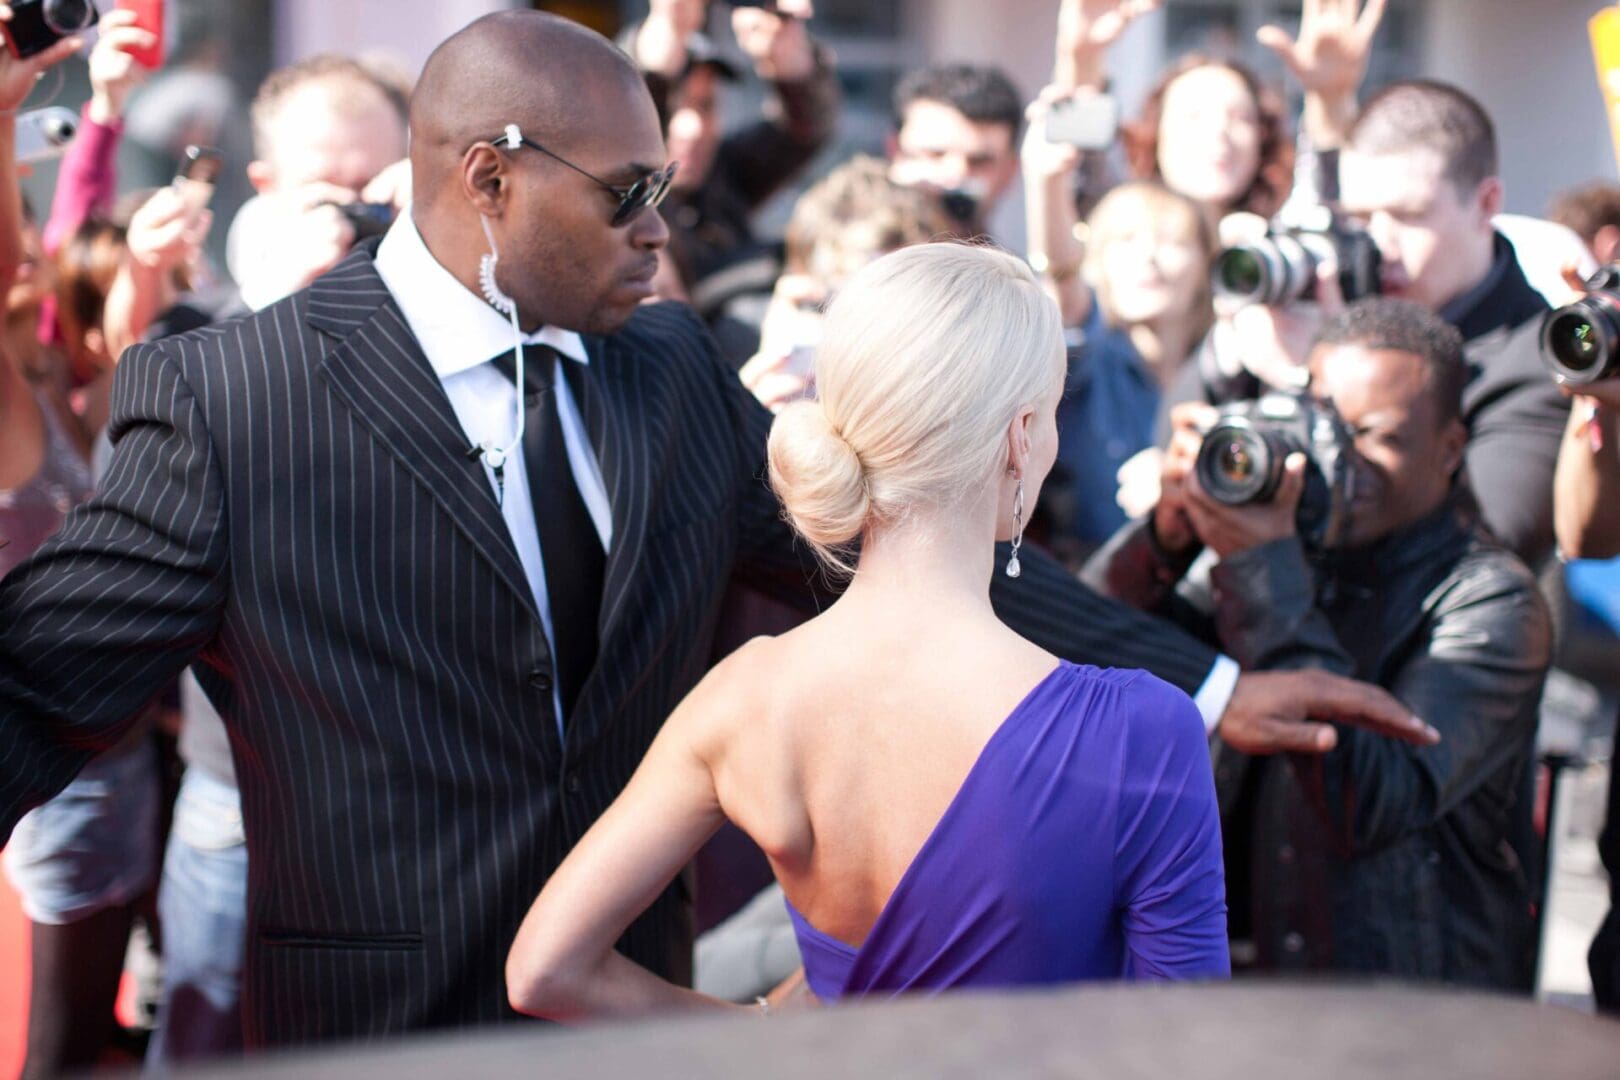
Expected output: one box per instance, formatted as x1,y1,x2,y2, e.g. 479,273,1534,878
0,0,1617,1071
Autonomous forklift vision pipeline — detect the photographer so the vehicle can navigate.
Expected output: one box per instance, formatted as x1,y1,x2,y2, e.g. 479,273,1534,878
1201,80,1569,568
224,54,408,313
1087,298,1549,990
628,0,837,346
888,63,1023,240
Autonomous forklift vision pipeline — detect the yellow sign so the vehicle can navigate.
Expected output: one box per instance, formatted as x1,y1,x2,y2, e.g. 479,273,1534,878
1591,6,1620,173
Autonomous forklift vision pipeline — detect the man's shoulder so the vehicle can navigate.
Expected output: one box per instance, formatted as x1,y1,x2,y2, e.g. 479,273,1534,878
604,301,716,356
1423,536,1551,662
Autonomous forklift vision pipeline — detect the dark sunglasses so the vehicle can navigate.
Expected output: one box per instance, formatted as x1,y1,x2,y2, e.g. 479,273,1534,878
489,124,677,227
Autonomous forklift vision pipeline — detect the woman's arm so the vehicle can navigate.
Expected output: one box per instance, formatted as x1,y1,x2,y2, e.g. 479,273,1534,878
506,659,749,1022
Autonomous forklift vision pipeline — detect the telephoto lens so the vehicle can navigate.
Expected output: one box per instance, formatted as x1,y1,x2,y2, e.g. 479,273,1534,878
1213,222,1381,308
1542,266,1620,385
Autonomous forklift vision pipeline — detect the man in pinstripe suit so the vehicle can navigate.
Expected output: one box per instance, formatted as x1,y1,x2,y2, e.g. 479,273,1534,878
0,11,1424,1049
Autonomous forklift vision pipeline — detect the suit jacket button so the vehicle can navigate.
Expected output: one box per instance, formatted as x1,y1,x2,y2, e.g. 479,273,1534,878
565,774,583,795
528,670,553,693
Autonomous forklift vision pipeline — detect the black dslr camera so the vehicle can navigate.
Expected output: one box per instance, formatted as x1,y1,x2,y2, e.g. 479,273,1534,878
1541,264,1620,385
1194,392,1358,550
1213,218,1381,307
334,202,397,241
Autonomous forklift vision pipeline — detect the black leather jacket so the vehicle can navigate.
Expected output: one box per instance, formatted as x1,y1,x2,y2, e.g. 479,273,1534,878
1084,494,1551,990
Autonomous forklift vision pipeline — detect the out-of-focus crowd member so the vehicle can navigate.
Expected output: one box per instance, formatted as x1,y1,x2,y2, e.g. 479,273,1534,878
1122,54,1293,222
1549,182,1620,266
0,15,142,1080
739,154,953,413
628,0,838,362
1023,81,1217,561
1089,298,1547,990
888,63,1023,241
223,54,409,316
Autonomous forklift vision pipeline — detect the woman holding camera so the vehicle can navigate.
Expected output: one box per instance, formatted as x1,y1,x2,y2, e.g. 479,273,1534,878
505,243,1229,1019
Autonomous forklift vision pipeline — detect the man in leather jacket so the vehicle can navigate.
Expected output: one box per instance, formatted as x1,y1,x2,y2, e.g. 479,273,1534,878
1087,298,1551,990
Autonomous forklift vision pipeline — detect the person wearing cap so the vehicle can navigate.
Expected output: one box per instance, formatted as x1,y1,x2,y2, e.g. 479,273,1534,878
628,0,839,363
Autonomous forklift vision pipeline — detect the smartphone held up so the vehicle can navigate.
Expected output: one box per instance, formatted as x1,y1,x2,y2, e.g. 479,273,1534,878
113,0,165,69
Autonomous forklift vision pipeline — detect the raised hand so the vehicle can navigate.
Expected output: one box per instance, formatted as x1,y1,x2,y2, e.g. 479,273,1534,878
1055,0,1162,89
88,7,156,123
1257,0,1387,144
636,0,710,79
732,0,815,83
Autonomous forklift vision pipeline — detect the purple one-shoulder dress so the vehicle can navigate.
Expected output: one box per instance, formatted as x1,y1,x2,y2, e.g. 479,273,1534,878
785,662,1230,999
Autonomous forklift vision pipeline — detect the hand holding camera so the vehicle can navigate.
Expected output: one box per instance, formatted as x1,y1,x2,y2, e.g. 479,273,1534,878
0,2,86,115
1158,393,1357,557
87,6,156,124
127,184,212,273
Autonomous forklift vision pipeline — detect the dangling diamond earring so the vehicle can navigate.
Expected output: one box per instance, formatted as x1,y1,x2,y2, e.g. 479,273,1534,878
478,215,516,316
1006,475,1025,579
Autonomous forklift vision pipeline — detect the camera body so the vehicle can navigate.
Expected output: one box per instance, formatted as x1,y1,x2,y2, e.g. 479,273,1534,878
0,0,98,60
1194,391,1357,550
1045,94,1119,152
1541,264,1620,385
14,106,77,164
335,202,397,242
1213,218,1382,307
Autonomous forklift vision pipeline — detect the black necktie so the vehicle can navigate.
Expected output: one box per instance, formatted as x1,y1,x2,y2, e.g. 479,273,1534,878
493,344,605,720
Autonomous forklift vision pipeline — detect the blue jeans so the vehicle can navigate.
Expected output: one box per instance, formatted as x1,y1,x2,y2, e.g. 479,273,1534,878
145,768,247,1067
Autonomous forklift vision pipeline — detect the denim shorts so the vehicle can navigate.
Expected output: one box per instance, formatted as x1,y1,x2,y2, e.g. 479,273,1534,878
2,739,160,925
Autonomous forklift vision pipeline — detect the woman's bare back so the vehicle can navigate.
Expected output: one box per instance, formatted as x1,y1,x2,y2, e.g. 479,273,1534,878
704,600,1061,949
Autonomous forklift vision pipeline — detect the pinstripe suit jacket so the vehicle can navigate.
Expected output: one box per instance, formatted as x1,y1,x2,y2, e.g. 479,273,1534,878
0,243,1218,1047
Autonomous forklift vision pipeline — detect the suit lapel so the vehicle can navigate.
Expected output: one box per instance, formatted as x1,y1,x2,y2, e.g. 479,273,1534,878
577,333,652,646
310,248,541,627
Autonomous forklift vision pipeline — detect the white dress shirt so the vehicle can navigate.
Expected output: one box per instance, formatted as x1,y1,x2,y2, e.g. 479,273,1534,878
374,210,612,734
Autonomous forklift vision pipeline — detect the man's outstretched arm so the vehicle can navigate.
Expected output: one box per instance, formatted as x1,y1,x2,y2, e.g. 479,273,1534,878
0,343,227,839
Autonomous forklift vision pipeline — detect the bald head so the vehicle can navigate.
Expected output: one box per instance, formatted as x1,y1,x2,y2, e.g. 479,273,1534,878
410,11,648,206
404,10,669,337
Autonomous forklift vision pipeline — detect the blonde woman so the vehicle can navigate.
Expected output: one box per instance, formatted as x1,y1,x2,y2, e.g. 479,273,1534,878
506,243,1229,1019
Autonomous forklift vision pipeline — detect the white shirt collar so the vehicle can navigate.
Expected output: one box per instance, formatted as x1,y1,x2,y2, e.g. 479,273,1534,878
373,209,589,379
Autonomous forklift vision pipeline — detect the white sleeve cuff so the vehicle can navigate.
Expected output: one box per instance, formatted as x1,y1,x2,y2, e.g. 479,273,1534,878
1192,655,1241,736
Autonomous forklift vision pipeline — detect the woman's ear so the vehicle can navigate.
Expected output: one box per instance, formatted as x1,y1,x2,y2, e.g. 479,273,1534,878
462,144,507,217
1005,405,1036,477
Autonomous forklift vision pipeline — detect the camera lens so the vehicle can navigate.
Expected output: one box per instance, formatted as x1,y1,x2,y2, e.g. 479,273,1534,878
43,0,94,34
1195,420,1280,506
1215,248,1267,304
1542,296,1620,385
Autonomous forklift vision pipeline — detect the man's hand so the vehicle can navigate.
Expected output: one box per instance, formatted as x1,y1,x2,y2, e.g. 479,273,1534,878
1184,449,1307,559
1257,0,1387,147
126,185,212,273
636,0,709,79
1153,403,1218,553
249,182,361,299
0,4,82,114
87,7,154,124
360,159,412,212
1219,669,1439,755
1055,0,1162,90
733,0,815,83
